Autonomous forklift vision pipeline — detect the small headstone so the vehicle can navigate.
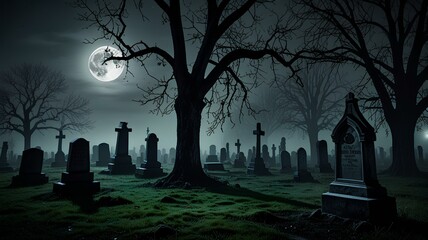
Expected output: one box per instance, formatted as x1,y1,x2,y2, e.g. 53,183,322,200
96,143,111,166
204,144,225,171
106,122,136,174
220,148,227,163
280,150,291,173
226,142,231,162
322,93,396,225
53,138,100,195
317,140,333,173
247,123,270,175
135,133,167,178
0,142,14,172
293,148,316,182
233,139,246,168
206,145,218,162
271,144,277,167
51,130,67,167
247,149,253,163
262,144,270,167
11,148,48,186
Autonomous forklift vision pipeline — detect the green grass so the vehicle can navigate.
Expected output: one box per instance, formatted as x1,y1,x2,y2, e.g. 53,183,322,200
0,164,427,240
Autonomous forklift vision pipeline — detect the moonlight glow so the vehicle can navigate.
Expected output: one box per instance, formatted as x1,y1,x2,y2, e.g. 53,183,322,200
88,46,125,82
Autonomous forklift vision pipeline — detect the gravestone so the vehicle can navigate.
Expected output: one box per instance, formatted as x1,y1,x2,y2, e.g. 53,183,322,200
322,93,396,225
226,142,231,162
52,130,67,167
204,144,225,171
11,148,48,186
293,148,316,182
136,133,166,178
169,147,176,163
247,123,270,175
262,144,270,167
247,149,253,163
92,145,99,163
53,138,100,195
280,150,291,173
206,145,218,162
96,143,111,166
417,146,424,163
279,137,286,152
107,122,136,174
271,144,277,167
317,140,333,173
233,139,246,168
220,148,227,163
0,142,14,172
291,151,297,169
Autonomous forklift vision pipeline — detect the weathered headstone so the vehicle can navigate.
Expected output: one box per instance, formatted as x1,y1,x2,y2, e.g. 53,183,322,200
226,142,231,162
206,145,218,162
317,140,333,173
280,150,291,173
233,139,246,168
11,148,48,186
220,148,227,163
417,145,424,163
136,133,166,178
96,143,111,166
247,123,270,175
0,142,14,172
52,130,67,167
107,122,136,174
291,151,297,168
53,138,100,195
204,144,225,171
293,148,316,182
271,144,277,167
322,93,396,225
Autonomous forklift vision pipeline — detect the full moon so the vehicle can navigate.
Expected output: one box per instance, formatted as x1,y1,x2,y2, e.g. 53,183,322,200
88,46,125,82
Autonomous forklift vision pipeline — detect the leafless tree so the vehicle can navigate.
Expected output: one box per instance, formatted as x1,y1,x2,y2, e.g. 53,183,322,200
0,64,92,150
294,0,428,176
75,0,303,187
277,63,344,167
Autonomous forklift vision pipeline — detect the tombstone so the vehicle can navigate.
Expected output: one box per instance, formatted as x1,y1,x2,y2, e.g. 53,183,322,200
262,144,270,167
0,142,14,172
279,137,286,153
322,93,396,225
417,146,424,163
106,122,136,174
280,150,291,173
96,143,111,167
293,148,316,182
317,140,333,173
247,149,253,163
233,139,246,168
226,142,231,162
51,130,67,167
291,151,297,169
136,133,166,178
91,145,99,163
247,123,270,175
53,138,100,195
169,147,176,163
11,148,48,187
271,144,277,167
220,148,227,163
204,144,225,171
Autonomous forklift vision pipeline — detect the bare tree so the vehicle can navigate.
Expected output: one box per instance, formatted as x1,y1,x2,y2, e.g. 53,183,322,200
0,64,92,150
277,63,344,167
75,0,302,187
295,0,428,176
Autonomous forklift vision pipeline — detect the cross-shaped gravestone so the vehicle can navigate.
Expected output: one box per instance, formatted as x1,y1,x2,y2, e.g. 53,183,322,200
104,122,136,174
115,122,132,156
272,144,276,159
52,130,67,167
253,123,265,160
56,130,66,152
235,139,241,155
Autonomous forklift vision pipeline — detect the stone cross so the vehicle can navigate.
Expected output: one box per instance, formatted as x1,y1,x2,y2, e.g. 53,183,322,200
115,122,132,156
272,144,277,161
253,123,265,160
235,139,241,155
56,130,66,152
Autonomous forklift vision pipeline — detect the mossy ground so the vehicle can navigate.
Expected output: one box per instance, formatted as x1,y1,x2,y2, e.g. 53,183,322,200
0,163,427,239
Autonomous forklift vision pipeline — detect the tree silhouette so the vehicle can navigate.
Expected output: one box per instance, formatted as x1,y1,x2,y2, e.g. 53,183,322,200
277,63,344,167
296,0,428,176
75,0,301,187
0,64,92,150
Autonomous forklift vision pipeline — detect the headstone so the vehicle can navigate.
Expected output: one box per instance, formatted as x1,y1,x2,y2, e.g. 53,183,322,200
92,145,99,162
53,138,100,195
11,148,48,186
206,145,219,162
293,148,316,182
220,148,227,163
322,93,396,225
51,130,67,167
169,147,176,163
271,144,277,167
226,142,231,162
96,143,111,166
291,151,297,168
417,146,424,163
0,142,14,172
247,149,253,163
317,140,333,173
247,123,270,175
262,144,270,167
233,139,246,168
135,133,166,178
279,137,286,152
280,150,291,173
106,122,136,174
204,144,225,171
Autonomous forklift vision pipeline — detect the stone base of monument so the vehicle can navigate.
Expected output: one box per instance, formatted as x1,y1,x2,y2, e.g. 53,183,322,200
101,155,136,175
11,174,49,187
322,181,396,225
135,167,167,178
204,162,226,171
293,170,316,182
233,159,246,168
247,159,271,175
0,166,14,172
51,161,67,167
53,172,100,195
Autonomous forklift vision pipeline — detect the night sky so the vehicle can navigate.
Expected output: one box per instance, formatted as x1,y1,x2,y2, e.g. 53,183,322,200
0,0,426,155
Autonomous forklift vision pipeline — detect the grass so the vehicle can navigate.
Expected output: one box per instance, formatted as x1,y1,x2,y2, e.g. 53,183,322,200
0,163,427,240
